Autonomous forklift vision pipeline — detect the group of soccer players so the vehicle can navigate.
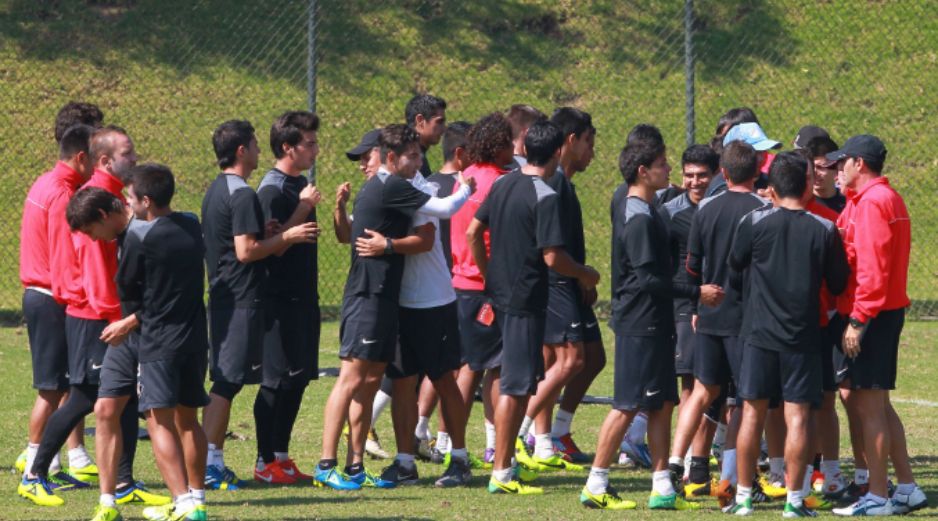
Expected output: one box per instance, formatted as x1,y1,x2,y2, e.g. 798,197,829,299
16,97,928,520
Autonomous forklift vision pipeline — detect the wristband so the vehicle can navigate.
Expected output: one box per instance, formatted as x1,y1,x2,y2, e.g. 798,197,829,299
384,237,394,255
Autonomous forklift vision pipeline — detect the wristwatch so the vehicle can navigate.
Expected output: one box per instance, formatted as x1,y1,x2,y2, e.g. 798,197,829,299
384,237,394,255
848,316,866,329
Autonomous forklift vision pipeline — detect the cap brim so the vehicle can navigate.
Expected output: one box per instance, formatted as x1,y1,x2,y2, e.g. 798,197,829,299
345,145,372,161
824,149,848,163
752,139,781,151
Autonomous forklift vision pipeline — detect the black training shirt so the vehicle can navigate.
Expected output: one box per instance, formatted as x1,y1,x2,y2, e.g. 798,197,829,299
201,173,266,307
816,189,846,215
662,192,702,322
257,169,318,305
426,171,458,270
729,206,849,352
546,168,586,284
475,169,564,315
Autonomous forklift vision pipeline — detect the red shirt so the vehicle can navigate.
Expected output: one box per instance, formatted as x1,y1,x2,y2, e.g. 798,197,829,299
65,169,126,321
20,162,86,302
806,197,841,326
836,176,910,322
450,163,505,291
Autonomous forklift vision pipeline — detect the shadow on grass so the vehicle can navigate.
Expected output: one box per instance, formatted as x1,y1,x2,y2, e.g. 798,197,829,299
208,494,408,507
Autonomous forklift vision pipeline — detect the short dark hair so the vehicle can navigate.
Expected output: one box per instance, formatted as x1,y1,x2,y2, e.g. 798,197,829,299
721,141,759,185
467,113,513,165
128,163,175,208
66,187,123,231
627,124,664,147
768,151,809,199
619,139,666,186
59,124,95,160
715,107,759,136
682,144,720,174
213,120,255,169
550,107,594,139
269,111,319,159
405,94,446,126
804,136,839,159
506,104,546,139
379,124,420,161
524,121,564,167
442,121,471,162
90,125,130,163
55,102,104,143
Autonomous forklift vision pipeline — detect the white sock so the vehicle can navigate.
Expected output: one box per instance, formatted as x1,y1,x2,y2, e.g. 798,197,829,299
175,493,195,511
820,460,840,479
68,445,92,469
896,482,916,495
586,467,609,495
49,452,61,473
802,465,814,495
24,443,39,477
255,456,266,471
450,448,467,463
788,488,804,508
736,484,752,504
189,488,205,505
721,449,737,485
484,420,496,450
274,452,289,462
415,416,431,441
437,431,451,453
769,457,784,479
534,433,553,459
100,493,116,508
518,416,534,439
668,456,684,467
713,422,727,447
396,453,416,469
627,413,648,444
207,444,219,467
492,467,512,484
372,390,392,425
854,468,869,485
214,448,225,469
652,469,675,495
551,409,573,437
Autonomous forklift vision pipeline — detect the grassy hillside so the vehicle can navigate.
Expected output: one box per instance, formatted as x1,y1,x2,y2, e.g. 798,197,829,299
0,0,935,315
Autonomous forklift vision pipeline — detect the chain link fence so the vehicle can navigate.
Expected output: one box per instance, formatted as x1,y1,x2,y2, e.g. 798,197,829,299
1,0,935,319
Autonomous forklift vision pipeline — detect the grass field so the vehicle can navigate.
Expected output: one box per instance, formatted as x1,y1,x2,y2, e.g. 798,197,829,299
0,321,935,520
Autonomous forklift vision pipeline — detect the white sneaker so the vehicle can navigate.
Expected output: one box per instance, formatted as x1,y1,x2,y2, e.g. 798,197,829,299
891,485,928,514
832,496,893,516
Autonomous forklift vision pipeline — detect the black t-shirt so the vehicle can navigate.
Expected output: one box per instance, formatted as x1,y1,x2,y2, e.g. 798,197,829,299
117,213,209,362
344,171,431,299
475,170,564,315
654,185,685,207
419,148,433,178
610,196,675,336
686,190,768,336
546,169,585,284
729,207,848,352
706,172,768,198
662,192,699,322
816,189,846,215
201,173,266,307
257,169,318,305
426,171,458,270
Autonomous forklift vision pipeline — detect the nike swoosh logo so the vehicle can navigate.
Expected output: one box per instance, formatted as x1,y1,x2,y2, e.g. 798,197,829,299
288,369,304,377
645,390,661,397
585,322,598,328
836,368,849,377
570,322,582,328
256,473,274,483
251,364,262,371
91,363,103,370
361,338,378,344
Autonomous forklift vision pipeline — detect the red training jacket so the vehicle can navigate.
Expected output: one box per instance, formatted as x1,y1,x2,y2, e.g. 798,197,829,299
450,163,505,291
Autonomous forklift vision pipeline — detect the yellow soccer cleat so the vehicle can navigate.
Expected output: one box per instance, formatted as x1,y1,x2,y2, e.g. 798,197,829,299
14,449,27,474
488,477,543,495
18,476,64,507
648,490,701,510
532,453,584,472
68,463,99,484
580,486,637,510
758,474,787,499
90,504,123,521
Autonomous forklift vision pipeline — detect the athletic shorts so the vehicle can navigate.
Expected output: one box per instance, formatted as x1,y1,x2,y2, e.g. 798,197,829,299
98,334,140,399
209,303,265,385
262,298,320,389
23,289,68,391
65,315,109,386
613,334,678,411
496,309,545,396
820,337,837,393
826,314,850,385
543,281,602,345
138,350,210,412
339,293,398,363
693,333,742,391
455,290,502,371
387,303,461,381
738,342,822,405
845,308,904,391
674,320,695,375
703,386,730,422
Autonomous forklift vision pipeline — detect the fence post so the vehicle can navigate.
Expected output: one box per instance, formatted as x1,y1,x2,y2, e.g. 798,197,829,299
684,0,695,148
307,0,318,183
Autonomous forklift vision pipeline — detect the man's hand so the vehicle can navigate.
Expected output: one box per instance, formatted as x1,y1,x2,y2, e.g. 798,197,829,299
842,323,864,358
691,314,698,332
355,228,387,257
265,219,283,239
300,184,322,206
282,222,319,244
457,172,477,194
335,182,351,207
100,315,138,346
699,284,725,307
580,285,598,307
578,265,601,289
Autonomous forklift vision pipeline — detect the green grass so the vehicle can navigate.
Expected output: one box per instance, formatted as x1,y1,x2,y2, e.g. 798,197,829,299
0,0,936,317
0,321,936,519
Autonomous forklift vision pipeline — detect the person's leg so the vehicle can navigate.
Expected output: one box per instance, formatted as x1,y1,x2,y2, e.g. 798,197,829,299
783,402,811,504
736,400,768,490
589,408,637,482
321,357,381,467
817,390,844,493
272,386,306,458
647,402,675,473
853,389,890,498
483,368,500,459
390,375,419,461
28,391,65,445
29,384,97,478
145,408,188,498
433,373,467,452
885,396,913,485
493,394,530,472
530,342,583,459
558,339,605,418
764,406,786,472
670,381,722,461
94,395,130,495
253,386,277,467
416,377,438,439
175,406,207,495
347,362,385,468
839,386,867,480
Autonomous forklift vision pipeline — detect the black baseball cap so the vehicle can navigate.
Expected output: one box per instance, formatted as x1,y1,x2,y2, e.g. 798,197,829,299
824,134,887,165
346,129,380,161
793,125,830,149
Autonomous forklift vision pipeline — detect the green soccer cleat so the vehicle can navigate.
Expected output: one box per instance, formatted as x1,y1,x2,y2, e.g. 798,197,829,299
143,503,206,521
14,449,27,474
91,504,124,521
579,486,637,510
488,477,543,495
783,502,818,518
531,453,584,472
514,437,546,471
648,490,701,510
443,451,492,470
18,476,64,506
68,463,99,484
723,497,754,516
115,482,171,506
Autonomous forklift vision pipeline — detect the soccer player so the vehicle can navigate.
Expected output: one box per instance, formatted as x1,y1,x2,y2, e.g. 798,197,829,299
314,124,471,490
200,120,319,490
828,135,928,516
468,120,599,495
726,151,849,517
253,111,323,484
334,128,381,245
707,122,778,197
405,94,447,177
505,104,546,169
805,135,847,214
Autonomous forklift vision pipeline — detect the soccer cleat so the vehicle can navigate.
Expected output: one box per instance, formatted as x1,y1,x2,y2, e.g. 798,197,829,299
837,481,869,506
811,469,825,492
616,451,636,467
553,433,590,463
204,464,244,490
750,478,771,503
890,485,928,514
648,491,700,510
620,438,652,468
435,457,472,488
758,474,787,499
442,451,491,470
68,463,99,483
143,503,207,521
821,472,848,500
580,486,637,510
379,460,419,486
415,437,435,462
713,479,735,508
14,449,27,474
514,437,546,471
668,462,686,496
18,475,64,506
142,503,174,521
91,504,123,521
488,477,543,495
483,448,495,465
804,492,833,510
115,482,171,505
684,479,713,498
313,466,361,491
365,428,391,460
831,497,893,516
429,447,446,465
723,497,754,515
348,468,396,489
49,470,91,490
784,502,818,518
254,461,297,485
278,459,313,481
531,453,584,472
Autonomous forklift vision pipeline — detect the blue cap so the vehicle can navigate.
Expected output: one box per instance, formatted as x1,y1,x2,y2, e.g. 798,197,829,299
723,122,781,151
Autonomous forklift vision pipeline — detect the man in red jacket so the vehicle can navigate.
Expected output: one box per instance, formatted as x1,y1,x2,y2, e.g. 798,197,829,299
826,136,927,516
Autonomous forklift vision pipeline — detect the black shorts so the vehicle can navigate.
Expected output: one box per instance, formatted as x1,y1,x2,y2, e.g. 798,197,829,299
387,303,461,381
98,335,140,399
543,282,602,345
209,303,265,385
496,309,545,396
455,290,502,371
693,333,742,390
138,350,210,412
674,320,695,375
23,289,68,391
820,338,837,393
703,386,729,422
262,299,320,389
65,316,109,386
738,342,822,405
845,308,904,391
613,334,678,411
339,293,398,363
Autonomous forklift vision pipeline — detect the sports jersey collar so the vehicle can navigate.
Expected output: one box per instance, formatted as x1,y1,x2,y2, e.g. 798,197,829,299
848,176,890,202
88,168,125,193
52,160,85,188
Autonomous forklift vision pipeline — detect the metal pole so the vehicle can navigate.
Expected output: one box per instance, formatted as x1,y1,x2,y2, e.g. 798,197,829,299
307,0,317,183
684,0,695,148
